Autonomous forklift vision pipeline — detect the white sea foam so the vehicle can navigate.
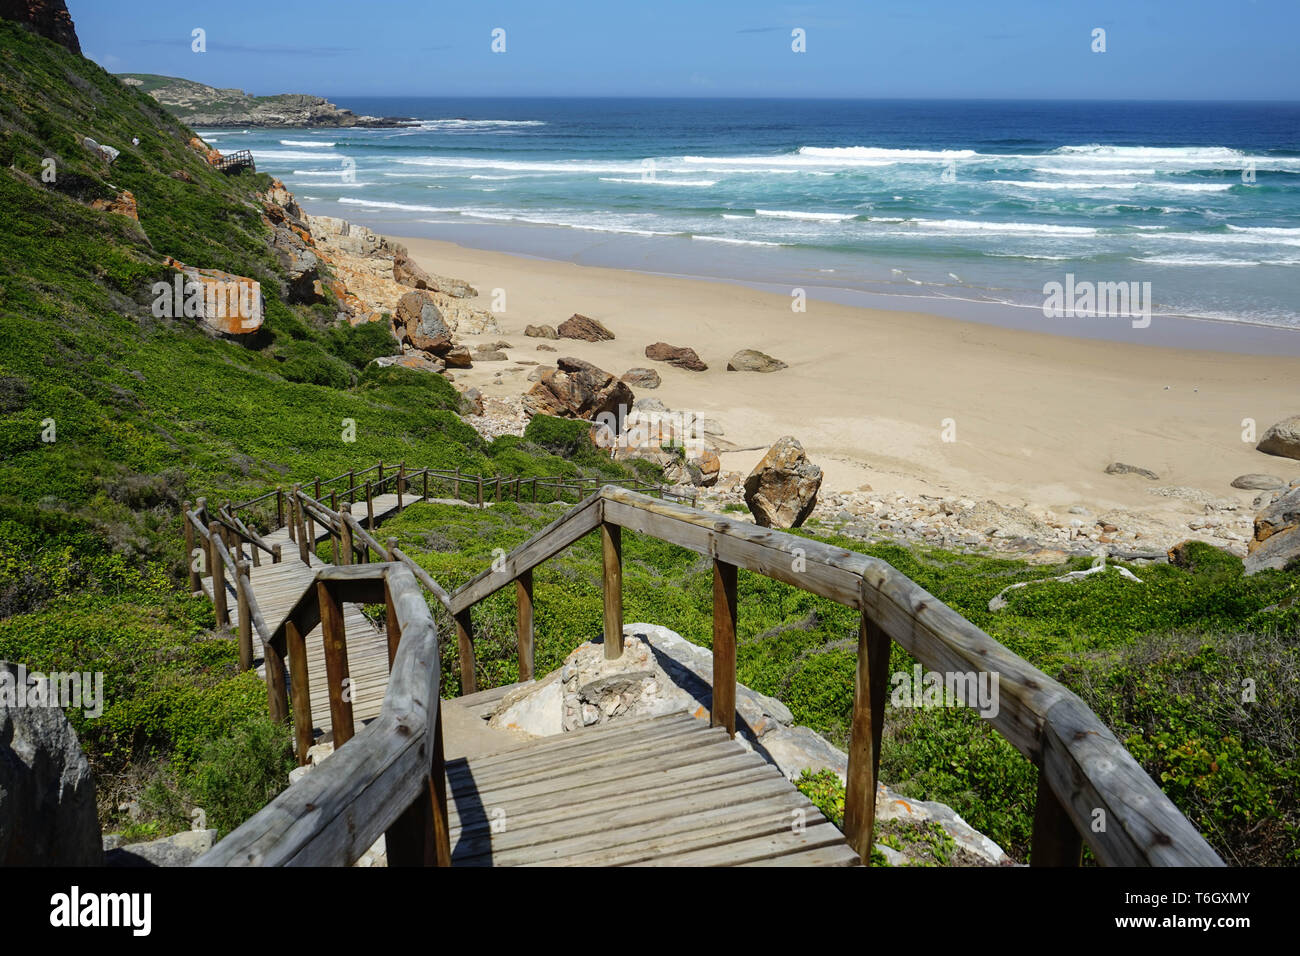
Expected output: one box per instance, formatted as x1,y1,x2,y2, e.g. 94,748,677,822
691,235,784,247
599,177,718,187
253,149,342,162
990,180,1234,193
908,219,1098,237
755,209,857,221
281,139,336,147
395,156,639,174
338,197,458,213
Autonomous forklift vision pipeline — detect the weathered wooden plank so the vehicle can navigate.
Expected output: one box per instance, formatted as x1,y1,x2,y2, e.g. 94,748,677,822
516,568,534,681
449,490,603,614
741,844,861,867
317,580,355,746
630,818,848,866
602,520,623,659
1031,766,1082,867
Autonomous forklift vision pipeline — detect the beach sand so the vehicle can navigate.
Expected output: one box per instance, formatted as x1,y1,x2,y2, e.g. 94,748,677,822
400,235,1300,532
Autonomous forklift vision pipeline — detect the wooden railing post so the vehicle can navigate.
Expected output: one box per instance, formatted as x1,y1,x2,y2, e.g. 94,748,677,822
384,539,402,667
476,474,483,507
340,504,354,565
397,463,404,510
378,460,384,485
314,477,321,501
317,580,355,746
235,558,253,672
330,492,340,564
711,560,737,737
264,635,289,727
452,466,460,500
348,469,355,495
531,477,538,503
454,608,477,696
843,612,891,865
1031,770,1084,866
208,520,229,626
276,487,284,531
285,618,313,765
182,501,200,594
293,485,310,564
286,488,296,543
272,543,282,565
602,521,623,659
385,697,451,867
365,480,374,533
516,568,534,682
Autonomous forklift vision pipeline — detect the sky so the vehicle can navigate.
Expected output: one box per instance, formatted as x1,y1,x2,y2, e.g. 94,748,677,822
71,0,1300,101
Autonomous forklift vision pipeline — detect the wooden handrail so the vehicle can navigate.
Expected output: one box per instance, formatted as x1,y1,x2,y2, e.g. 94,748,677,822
195,562,449,867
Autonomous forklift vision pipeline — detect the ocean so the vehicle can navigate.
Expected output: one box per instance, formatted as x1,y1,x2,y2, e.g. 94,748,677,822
202,98,1300,340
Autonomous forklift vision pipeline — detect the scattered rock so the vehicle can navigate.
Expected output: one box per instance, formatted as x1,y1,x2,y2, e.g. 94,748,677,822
369,352,440,374
645,342,707,371
443,345,472,369
557,313,614,342
620,367,661,389
726,349,788,373
743,436,822,529
1256,417,1300,461
472,348,508,362
0,661,101,865
1231,474,1286,491
81,135,119,164
1105,462,1160,481
523,356,633,421
536,343,556,352
161,258,264,336
524,324,558,339
169,169,194,183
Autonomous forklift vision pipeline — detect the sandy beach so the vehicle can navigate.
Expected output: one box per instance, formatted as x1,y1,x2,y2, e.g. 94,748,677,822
399,234,1300,541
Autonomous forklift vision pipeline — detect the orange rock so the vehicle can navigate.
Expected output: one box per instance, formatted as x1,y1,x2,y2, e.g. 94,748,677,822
160,257,263,335
89,190,138,221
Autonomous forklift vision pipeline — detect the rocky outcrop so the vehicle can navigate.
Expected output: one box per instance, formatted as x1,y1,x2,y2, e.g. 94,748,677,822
0,0,80,53
119,74,404,128
0,661,101,865
727,348,787,373
744,436,822,528
1256,416,1300,461
392,246,476,297
524,324,558,339
1105,461,1159,481
370,352,441,374
523,357,633,421
557,313,615,342
1244,485,1300,574
645,342,707,371
620,367,660,389
81,135,119,164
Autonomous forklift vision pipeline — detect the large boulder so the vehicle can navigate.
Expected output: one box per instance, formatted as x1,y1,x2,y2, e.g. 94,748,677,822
523,356,633,421
524,324,558,339
557,314,614,342
1244,485,1300,574
727,349,787,373
392,249,477,297
394,290,453,354
104,829,217,867
645,342,707,371
1257,416,1300,461
269,224,321,303
743,436,822,528
0,662,101,865
160,258,263,336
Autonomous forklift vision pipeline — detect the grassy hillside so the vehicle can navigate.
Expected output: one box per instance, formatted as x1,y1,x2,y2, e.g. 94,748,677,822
0,20,637,839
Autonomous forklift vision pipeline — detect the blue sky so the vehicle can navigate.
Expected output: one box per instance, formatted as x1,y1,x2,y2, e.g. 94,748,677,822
72,0,1299,100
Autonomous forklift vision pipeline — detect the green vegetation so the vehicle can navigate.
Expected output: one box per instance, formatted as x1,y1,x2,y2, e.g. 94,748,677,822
383,503,1299,865
0,23,644,840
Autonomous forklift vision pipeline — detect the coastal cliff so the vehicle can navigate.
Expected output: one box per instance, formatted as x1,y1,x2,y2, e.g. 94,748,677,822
117,73,405,128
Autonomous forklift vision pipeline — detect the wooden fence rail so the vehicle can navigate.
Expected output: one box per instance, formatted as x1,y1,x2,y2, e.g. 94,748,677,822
191,479,1223,868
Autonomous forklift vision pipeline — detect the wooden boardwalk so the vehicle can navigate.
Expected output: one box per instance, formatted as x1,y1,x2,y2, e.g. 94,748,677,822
204,492,422,735
444,710,860,867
